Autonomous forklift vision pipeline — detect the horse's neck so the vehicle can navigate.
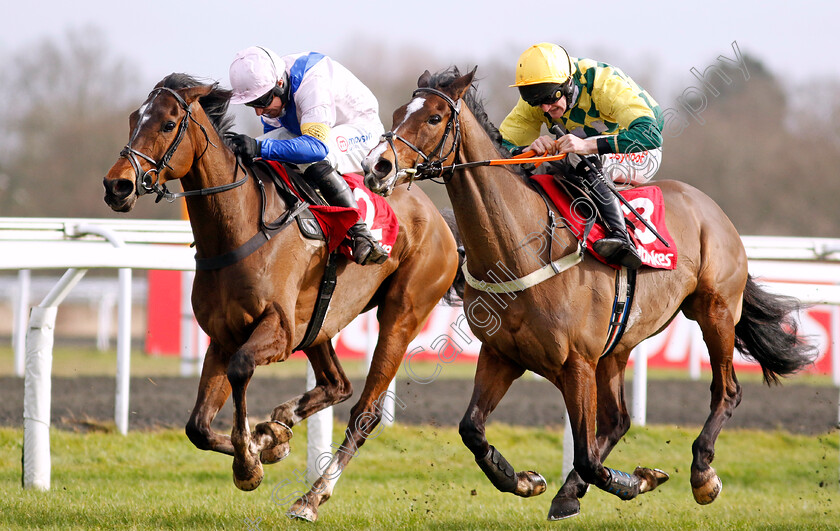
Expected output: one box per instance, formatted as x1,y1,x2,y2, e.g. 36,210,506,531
447,108,575,275
181,130,272,259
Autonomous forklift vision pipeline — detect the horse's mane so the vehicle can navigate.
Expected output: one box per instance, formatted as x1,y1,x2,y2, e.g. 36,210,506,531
158,73,235,139
423,67,511,161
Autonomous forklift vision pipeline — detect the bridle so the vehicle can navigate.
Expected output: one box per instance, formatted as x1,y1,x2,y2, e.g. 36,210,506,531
119,86,247,203
380,87,463,189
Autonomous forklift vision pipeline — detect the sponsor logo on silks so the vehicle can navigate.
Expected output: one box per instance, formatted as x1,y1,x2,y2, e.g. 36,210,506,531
336,132,373,153
637,246,674,268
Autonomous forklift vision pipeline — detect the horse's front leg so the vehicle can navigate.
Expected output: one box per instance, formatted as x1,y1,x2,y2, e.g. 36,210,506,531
551,352,668,519
458,348,546,499
549,353,667,520
185,341,234,455
228,307,292,491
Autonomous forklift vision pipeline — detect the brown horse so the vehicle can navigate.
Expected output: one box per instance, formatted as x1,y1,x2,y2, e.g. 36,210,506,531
103,74,459,522
363,67,817,520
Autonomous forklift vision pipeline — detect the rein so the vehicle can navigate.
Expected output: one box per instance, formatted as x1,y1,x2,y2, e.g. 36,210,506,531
119,87,247,203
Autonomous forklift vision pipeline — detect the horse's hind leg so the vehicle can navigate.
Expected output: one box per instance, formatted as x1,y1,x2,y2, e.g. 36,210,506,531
256,341,353,464
287,268,452,521
459,348,546,498
683,291,742,505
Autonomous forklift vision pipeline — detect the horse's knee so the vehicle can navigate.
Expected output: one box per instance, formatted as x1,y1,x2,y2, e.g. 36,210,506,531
227,353,255,387
572,454,602,486
185,419,212,450
459,413,486,456
327,378,353,404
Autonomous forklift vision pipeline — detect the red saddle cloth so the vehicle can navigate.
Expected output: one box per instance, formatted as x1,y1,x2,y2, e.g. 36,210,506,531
530,174,677,270
266,161,399,260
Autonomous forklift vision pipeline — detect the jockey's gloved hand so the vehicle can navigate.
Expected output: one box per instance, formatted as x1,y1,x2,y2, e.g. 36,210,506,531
230,134,260,163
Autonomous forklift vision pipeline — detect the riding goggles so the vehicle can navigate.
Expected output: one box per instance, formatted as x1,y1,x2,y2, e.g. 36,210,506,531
518,82,565,107
244,88,276,108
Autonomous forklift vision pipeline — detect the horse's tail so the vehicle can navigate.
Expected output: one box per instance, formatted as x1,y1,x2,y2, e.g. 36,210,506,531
733,275,818,385
440,208,466,305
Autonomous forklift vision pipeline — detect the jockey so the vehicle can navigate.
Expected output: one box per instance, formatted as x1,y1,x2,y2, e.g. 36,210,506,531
500,43,665,270
227,46,387,265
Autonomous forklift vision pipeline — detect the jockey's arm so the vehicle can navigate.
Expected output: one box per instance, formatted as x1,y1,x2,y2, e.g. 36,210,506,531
259,122,331,164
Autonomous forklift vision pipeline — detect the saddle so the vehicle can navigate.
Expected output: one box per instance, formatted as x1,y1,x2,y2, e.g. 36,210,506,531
527,171,678,271
251,159,330,242
255,160,399,259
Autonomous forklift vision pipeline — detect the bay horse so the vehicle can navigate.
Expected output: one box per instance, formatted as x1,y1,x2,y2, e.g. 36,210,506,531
102,74,459,522
363,67,817,520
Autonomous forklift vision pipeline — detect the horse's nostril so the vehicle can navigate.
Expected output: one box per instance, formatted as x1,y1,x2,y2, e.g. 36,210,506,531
374,159,392,176
104,178,135,199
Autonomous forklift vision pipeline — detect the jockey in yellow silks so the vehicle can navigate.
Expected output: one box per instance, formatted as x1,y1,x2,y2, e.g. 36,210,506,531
500,43,665,270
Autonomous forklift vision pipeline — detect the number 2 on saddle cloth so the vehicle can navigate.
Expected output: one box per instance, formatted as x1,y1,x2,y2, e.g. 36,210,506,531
265,160,399,258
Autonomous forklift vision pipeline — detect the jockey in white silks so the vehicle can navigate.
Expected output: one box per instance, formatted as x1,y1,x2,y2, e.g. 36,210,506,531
228,46,387,265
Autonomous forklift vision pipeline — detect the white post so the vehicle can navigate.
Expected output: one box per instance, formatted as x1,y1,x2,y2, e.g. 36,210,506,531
13,269,31,377
73,224,132,435
114,267,132,435
631,341,648,427
22,267,87,490
180,270,197,376
563,411,573,479
96,292,117,351
689,322,703,380
306,362,333,485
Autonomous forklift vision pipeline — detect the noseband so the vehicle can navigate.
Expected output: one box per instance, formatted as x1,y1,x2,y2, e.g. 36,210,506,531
381,87,462,188
119,87,246,203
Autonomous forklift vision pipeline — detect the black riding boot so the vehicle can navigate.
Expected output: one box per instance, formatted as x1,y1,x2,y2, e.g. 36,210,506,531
304,161,388,265
579,165,642,270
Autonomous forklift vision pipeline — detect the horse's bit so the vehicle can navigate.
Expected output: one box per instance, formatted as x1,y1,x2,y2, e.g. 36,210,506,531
380,87,463,188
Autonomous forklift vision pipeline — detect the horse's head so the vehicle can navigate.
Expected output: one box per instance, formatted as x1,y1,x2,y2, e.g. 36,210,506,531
103,81,216,212
363,67,476,196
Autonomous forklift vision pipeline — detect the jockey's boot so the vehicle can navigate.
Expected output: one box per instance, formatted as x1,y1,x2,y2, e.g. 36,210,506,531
580,166,642,270
304,161,388,265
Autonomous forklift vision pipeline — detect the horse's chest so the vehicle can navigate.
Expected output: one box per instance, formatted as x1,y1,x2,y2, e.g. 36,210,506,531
192,279,276,342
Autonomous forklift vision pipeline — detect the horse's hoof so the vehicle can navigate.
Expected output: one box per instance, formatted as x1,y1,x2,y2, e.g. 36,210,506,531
232,460,264,492
514,471,547,497
691,467,722,505
547,495,580,521
287,495,317,522
260,442,291,464
635,466,670,493
255,421,294,464
255,420,293,444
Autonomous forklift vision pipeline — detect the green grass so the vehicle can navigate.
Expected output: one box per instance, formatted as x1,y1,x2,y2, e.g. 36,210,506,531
1,423,838,530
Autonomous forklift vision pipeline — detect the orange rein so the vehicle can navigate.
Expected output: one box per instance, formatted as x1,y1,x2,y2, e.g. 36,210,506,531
487,151,567,167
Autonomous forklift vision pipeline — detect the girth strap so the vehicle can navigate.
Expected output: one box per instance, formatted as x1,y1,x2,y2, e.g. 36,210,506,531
195,202,309,270
600,266,637,357
294,250,340,351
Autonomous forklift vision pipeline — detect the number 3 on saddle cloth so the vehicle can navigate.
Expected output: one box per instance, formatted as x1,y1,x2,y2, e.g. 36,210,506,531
264,160,399,260
529,174,678,270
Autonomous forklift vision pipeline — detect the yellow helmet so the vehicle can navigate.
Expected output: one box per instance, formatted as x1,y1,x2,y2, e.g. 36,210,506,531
510,43,572,87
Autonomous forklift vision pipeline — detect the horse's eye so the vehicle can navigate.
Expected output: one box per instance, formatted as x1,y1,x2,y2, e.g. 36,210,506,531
163,121,177,132
427,115,442,125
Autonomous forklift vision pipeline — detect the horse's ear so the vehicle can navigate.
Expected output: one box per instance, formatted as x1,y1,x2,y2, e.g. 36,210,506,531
182,84,214,105
448,67,477,100
418,70,432,88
